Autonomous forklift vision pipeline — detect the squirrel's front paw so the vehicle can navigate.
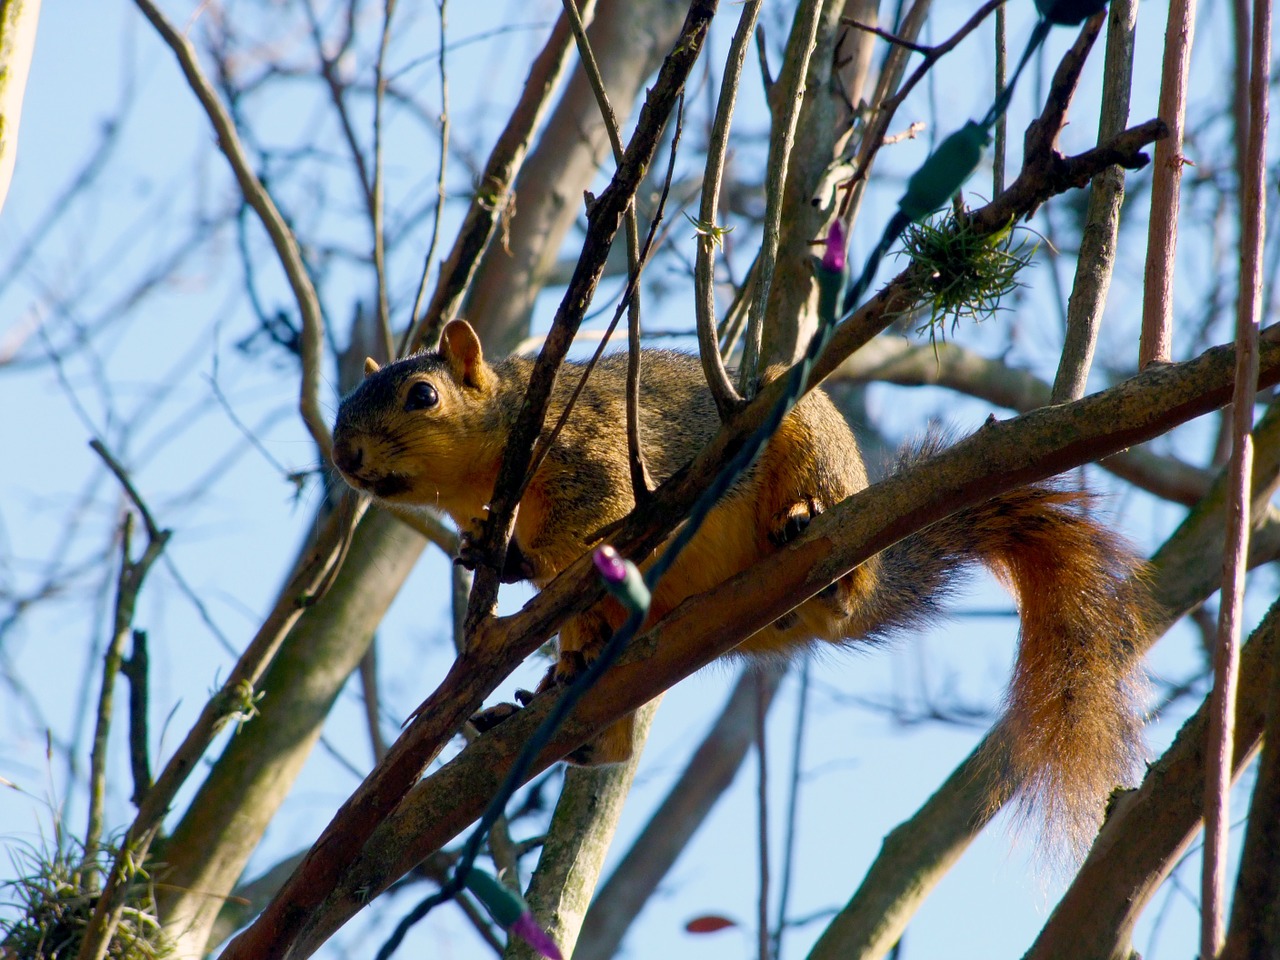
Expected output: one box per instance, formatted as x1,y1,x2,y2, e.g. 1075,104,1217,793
470,701,519,734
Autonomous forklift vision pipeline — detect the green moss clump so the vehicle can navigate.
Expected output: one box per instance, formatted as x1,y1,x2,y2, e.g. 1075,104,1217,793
1,841,170,960
898,208,1036,344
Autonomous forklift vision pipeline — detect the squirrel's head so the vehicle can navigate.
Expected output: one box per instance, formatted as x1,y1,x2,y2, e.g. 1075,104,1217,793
331,320,502,513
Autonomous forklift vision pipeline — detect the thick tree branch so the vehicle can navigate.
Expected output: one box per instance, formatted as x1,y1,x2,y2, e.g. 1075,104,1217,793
836,336,1213,505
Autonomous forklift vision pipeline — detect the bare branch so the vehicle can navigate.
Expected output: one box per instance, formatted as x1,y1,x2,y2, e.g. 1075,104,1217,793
1051,0,1138,402
78,444,172,954
0,0,41,216
1139,0,1198,369
132,0,332,462
504,703,656,960
692,0,758,418
1204,0,1269,947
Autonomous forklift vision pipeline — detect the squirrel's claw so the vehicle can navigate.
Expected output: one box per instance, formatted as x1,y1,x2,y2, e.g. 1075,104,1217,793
768,497,821,547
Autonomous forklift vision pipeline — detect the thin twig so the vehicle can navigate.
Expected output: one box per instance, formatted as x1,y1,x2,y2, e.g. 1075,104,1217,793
359,644,388,763
371,0,399,360
837,0,932,228
300,0,394,362
739,0,825,391
403,3,590,353
404,0,451,355
771,658,809,960
518,107,684,503
559,0,653,502
78,443,172,950
755,671,770,960
841,18,930,54
83,514,135,888
992,6,1006,195
694,0,758,419
121,630,153,806
1139,0,1198,368
839,1,1001,223
1203,0,1267,951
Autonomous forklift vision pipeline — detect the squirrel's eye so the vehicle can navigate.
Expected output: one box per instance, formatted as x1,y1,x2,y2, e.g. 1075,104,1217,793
404,381,439,412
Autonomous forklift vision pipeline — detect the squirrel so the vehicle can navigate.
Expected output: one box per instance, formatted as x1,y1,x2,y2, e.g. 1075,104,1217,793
331,319,1149,851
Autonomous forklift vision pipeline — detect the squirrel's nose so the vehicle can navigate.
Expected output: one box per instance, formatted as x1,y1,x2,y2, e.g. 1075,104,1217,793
333,438,364,474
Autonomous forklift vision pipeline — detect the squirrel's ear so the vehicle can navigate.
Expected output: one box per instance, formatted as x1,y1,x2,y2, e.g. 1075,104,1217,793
363,357,381,377
440,320,490,389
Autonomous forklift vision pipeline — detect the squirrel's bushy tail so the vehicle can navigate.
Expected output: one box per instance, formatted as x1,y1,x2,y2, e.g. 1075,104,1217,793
870,443,1150,857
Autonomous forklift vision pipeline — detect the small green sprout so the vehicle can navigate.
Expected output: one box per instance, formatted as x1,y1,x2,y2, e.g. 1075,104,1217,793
684,213,734,247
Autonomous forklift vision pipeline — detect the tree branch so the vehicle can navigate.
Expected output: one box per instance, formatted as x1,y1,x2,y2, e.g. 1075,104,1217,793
693,0,758,417
1051,0,1138,402
836,335,1213,505
1139,0,1198,368
504,702,657,960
